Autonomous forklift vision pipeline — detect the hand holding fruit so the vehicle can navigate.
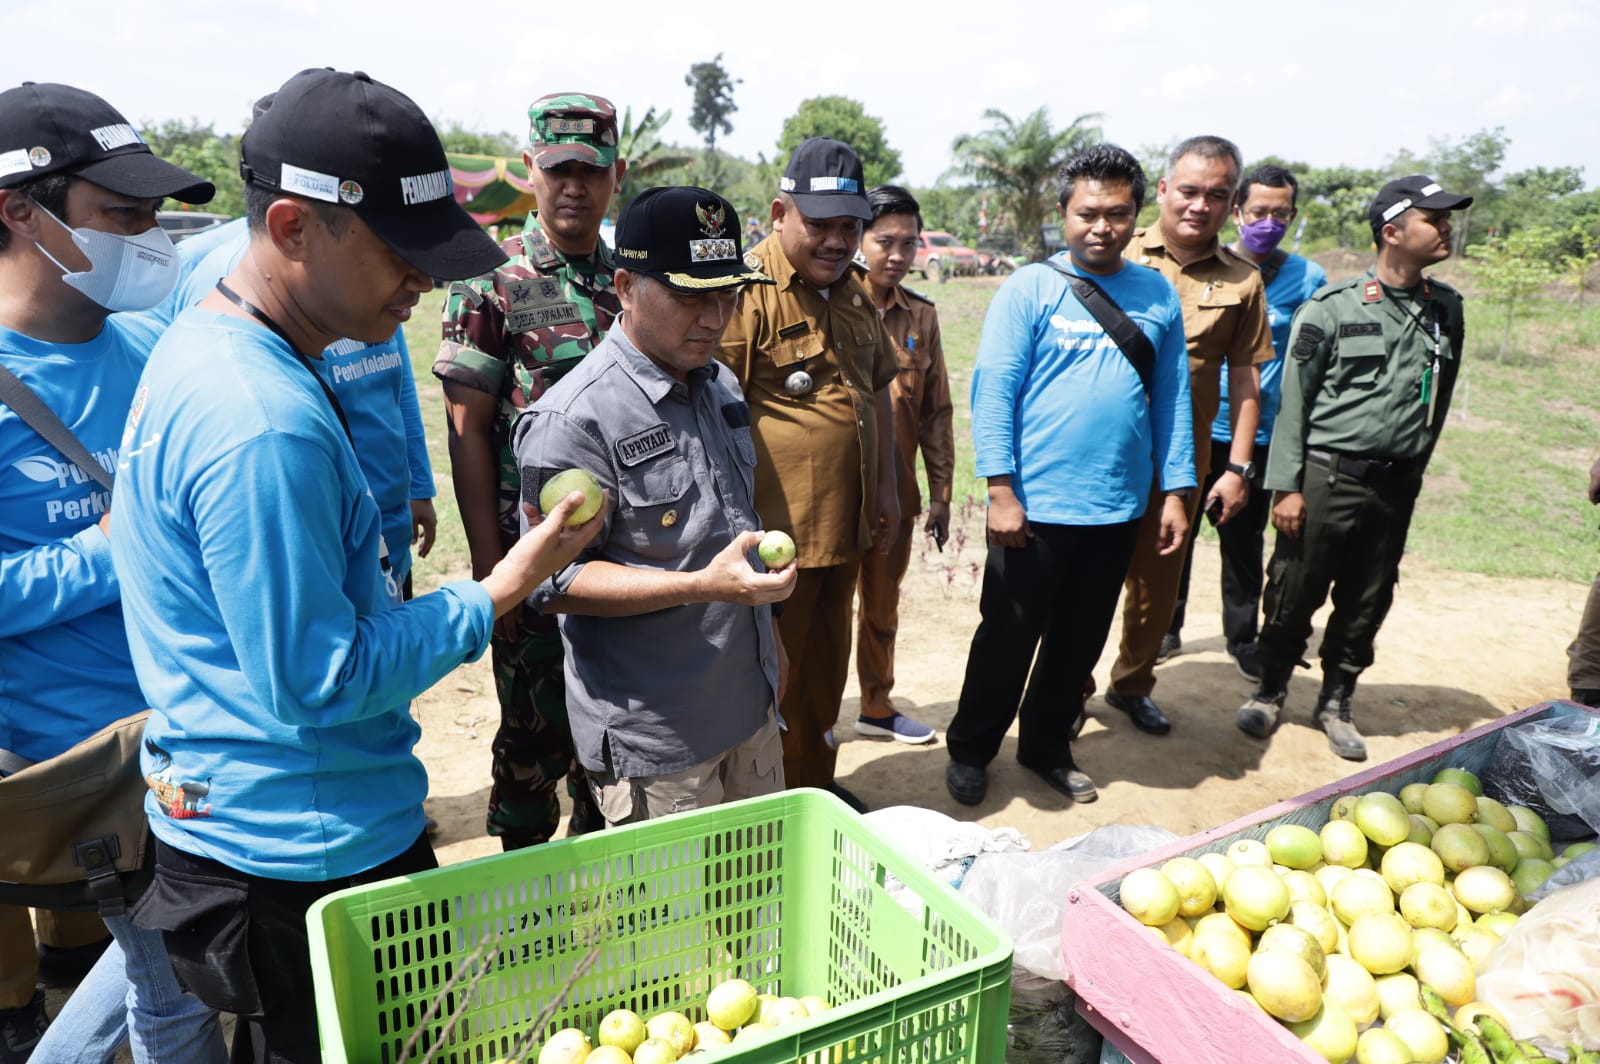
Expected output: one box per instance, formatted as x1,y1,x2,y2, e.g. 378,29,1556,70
702,530,796,606
483,486,605,618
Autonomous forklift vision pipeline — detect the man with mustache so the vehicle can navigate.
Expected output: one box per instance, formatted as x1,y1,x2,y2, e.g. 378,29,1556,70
435,93,625,849
716,138,899,810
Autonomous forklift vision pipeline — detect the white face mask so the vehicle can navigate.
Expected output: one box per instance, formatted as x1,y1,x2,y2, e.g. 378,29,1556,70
33,203,179,312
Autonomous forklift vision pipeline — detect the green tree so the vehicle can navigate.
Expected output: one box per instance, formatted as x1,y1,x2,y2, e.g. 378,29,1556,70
948,107,1101,260
1391,128,1509,253
614,106,693,214
140,119,245,219
775,96,902,187
1559,223,1600,305
1463,226,1560,359
685,54,739,184
913,185,983,245
433,119,522,158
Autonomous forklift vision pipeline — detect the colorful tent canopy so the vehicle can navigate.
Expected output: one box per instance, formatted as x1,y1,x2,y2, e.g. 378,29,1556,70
448,152,537,224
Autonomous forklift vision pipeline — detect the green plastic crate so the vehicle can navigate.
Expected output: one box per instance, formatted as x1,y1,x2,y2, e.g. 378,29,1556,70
308,789,1012,1063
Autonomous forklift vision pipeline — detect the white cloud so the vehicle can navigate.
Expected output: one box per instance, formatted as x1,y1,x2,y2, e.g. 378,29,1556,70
1481,84,1534,121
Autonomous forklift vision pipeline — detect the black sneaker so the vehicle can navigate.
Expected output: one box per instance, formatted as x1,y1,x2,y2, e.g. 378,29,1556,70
1156,632,1181,664
0,990,48,1064
1227,642,1263,683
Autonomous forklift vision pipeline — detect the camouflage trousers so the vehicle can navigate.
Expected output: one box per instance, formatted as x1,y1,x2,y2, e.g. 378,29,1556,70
486,613,601,849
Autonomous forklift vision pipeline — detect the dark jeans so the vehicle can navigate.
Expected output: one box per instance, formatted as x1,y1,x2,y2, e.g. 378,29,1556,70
948,519,1141,770
1258,462,1421,684
132,832,436,1064
1171,439,1272,648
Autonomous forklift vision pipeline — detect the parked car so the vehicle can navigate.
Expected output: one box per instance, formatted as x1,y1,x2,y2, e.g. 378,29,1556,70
913,231,980,282
156,210,231,242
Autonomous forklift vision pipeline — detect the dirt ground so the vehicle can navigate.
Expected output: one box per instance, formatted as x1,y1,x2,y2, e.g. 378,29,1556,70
418,509,1588,862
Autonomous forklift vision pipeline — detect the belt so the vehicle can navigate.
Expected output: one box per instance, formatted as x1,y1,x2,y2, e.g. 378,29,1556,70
1306,448,1419,484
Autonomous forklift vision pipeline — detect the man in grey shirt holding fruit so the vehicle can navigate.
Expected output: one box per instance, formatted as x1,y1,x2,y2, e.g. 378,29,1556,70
513,185,797,826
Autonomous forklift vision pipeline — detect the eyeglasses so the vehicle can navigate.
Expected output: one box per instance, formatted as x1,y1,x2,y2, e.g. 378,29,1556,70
1240,207,1294,223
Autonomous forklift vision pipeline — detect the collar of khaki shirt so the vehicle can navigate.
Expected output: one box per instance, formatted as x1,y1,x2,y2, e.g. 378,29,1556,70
1126,224,1249,272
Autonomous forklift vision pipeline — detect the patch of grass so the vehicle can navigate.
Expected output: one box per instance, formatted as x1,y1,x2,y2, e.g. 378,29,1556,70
402,272,1600,589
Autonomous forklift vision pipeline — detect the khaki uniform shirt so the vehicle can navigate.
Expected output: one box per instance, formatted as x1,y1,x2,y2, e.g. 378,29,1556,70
716,236,898,566
1265,270,1465,492
1125,227,1275,475
865,272,955,515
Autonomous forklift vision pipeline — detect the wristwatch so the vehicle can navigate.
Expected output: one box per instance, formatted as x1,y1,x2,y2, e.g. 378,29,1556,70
1225,460,1257,480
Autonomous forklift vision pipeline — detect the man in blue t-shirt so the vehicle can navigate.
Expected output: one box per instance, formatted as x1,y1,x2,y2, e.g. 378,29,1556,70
110,69,602,1061
149,216,438,593
1165,164,1327,681
0,81,225,1064
945,145,1195,808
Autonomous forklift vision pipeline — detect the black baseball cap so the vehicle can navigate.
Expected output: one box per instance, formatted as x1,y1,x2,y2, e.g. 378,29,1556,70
1369,175,1473,235
240,69,505,281
614,186,772,292
779,137,871,221
0,82,213,203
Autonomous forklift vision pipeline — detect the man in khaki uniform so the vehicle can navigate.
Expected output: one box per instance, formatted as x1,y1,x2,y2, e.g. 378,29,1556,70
717,138,899,808
1100,135,1275,735
851,185,952,745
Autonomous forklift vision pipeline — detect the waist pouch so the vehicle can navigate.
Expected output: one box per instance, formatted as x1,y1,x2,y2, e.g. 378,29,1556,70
0,711,154,914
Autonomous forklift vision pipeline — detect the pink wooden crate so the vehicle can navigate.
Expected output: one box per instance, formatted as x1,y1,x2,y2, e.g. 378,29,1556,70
1060,700,1597,1064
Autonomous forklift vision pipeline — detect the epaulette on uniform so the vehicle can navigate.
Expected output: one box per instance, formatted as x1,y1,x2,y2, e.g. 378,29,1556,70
1307,275,1364,302
903,285,935,306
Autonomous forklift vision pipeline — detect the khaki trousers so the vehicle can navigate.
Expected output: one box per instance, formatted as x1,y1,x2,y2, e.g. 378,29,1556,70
1109,482,1204,697
778,562,861,789
855,518,916,715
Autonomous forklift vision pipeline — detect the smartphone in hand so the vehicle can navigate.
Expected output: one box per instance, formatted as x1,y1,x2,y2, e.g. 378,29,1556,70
1204,495,1224,527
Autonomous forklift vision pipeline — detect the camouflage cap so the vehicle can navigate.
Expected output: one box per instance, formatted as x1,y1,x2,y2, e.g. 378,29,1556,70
527,93,618,168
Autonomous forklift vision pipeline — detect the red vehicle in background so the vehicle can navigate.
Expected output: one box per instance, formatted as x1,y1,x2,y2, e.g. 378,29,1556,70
913,230,980,282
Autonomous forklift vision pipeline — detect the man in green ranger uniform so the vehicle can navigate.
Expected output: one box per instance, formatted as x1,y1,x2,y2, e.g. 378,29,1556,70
435,92,625,847
1237,176,1470,761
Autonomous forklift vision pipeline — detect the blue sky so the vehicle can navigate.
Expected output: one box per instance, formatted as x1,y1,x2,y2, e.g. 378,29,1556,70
13,0,1597,189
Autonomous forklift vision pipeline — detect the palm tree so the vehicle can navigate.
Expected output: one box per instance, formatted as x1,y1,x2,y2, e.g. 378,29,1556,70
616,106,694,215
950,108,1102,260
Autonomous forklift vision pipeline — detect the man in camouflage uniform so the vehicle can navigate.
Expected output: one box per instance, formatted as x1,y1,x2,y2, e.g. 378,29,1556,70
435,93,626,848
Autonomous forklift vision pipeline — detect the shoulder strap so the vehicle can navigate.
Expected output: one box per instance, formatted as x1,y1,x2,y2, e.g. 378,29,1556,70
1260,248,1289,286
1043,259,1155,398
0,361,113,491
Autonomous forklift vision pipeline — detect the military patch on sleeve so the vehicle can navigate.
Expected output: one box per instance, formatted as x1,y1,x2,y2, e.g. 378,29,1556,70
1338,322,1382,338
1293,322,1325,360
448,280,483,308
615,423,675,467
721,400,750,428
508,302,582,333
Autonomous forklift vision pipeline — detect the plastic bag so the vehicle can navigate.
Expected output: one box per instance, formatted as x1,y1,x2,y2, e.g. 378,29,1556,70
862,805,1029,891
1482,708,1600,840
1529,845,1600,903
959,824,1178,987
1477,877,1600,1054
1006,982,1095,1064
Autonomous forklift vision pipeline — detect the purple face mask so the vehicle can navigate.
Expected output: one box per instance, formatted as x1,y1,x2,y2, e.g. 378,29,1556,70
1238,216,1288,256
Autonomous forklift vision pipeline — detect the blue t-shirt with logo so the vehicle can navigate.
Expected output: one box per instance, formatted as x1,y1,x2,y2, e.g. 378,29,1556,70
111,310,492,880
970,254,1195,525
1213,251,1327,446
145,218,435,583
0,318,154,763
